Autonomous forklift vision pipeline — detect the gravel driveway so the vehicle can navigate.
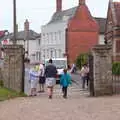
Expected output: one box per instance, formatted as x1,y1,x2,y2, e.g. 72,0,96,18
0,86,120,120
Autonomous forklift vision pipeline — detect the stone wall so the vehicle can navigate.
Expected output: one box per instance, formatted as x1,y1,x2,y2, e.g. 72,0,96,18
2,45,24,92
91,45,113,96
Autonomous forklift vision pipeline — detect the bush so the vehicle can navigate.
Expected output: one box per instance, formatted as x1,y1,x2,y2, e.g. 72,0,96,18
0,80,4,87
75,53,89,69
112,62,120,75
0,87,27,101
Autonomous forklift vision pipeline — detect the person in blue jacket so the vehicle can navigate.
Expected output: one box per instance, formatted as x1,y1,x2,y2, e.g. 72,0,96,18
60,69,72,99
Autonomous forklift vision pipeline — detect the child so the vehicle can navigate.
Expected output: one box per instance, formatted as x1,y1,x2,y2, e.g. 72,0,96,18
29,65,39,96
60,69,72,99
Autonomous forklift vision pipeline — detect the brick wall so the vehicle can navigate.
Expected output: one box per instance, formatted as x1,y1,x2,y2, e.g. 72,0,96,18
67,4,99,64
67,31,98,63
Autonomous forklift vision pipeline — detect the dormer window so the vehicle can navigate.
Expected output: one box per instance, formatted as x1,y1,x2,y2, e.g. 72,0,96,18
62,16,69,21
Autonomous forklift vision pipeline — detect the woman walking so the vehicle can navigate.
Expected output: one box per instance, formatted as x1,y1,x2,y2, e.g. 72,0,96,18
29,65,39,96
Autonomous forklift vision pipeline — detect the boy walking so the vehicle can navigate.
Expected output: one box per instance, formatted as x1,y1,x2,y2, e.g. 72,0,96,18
60,69,72,99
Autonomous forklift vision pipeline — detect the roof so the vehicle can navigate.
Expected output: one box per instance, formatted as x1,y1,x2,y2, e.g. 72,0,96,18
1,30,40,41
48,6,106,34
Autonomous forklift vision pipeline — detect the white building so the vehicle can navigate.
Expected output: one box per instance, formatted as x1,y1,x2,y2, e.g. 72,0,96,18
41,19,68,62
3,30,41,63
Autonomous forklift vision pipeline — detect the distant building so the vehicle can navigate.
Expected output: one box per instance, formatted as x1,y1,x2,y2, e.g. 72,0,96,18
2,30,41,63
105,0,120,61
40,0,106,63
0,19,41,63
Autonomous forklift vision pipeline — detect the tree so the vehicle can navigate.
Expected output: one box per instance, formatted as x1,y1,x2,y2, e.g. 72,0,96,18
75,53,89,69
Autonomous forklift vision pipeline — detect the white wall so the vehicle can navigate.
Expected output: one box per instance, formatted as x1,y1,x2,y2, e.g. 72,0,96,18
40,21,68,62
10,38,41,63
99,34,105,45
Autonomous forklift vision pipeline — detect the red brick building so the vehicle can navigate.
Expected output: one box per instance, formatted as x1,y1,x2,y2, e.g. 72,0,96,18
67,0,99,63
105,0,120,61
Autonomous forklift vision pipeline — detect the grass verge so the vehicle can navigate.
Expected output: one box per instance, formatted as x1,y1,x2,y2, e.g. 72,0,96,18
0,87,26,101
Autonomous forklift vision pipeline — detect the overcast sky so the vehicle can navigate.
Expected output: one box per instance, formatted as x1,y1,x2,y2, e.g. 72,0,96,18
1,0,111,33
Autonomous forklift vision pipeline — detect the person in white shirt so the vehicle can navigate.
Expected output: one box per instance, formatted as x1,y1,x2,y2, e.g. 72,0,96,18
38,63,45,92
80,64,89,89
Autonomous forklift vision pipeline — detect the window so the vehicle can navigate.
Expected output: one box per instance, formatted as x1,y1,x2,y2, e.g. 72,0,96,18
47,33,49,44
55,32,57,42
59,31,62,43
116,40,120,53
51,33,53,44
38,38,40,45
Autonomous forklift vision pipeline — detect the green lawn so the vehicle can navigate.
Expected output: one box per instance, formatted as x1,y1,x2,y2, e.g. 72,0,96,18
0,87,26,101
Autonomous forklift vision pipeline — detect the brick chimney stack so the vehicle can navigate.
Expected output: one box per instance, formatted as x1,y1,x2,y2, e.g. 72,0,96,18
56,0,62,12
24,19,29,31
79,0,86,5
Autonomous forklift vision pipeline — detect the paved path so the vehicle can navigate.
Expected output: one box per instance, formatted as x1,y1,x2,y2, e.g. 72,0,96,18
0,84,120,120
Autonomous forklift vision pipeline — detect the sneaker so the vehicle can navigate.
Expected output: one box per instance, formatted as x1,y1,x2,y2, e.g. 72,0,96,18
49,95,52,99
63,95,67,99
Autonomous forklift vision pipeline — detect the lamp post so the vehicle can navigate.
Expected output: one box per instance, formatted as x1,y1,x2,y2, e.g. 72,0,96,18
13,0,17,44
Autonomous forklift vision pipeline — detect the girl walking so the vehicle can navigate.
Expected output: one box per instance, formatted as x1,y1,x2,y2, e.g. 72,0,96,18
60,69,72,99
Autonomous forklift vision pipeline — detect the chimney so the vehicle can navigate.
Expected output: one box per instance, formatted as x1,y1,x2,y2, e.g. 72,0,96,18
24,19,29,31
16,24,18,34
79,0,86,5
56,0,62,12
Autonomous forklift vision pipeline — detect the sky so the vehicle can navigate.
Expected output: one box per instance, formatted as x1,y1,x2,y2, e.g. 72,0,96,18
0,0,111,33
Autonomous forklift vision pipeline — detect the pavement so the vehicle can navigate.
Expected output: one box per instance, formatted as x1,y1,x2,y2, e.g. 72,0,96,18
0,81,120,120
0,72,120,120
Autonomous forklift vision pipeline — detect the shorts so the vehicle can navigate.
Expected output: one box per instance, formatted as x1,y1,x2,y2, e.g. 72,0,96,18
39,76,45,84
46,78,56,87
31,79,38,89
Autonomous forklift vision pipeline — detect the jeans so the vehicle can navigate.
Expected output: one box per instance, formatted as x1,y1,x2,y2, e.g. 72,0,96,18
82,76,88,89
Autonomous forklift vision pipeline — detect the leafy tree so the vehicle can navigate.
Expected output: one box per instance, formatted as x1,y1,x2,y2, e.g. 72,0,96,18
75,53,89,69
112,62,120,75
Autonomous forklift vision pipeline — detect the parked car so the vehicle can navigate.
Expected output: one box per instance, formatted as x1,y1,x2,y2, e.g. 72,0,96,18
45,58,67,83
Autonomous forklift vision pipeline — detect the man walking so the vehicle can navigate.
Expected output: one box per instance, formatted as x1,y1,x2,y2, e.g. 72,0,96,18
45,59,57,99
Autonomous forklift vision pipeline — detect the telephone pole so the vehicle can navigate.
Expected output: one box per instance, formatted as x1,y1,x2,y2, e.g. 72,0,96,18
13,0,17,44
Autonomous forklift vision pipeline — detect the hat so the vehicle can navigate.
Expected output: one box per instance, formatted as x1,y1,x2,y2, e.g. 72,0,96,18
34,65,39,71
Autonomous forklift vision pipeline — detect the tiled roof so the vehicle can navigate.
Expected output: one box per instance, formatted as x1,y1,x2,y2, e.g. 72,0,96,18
48,6,106,34
1,30,40,41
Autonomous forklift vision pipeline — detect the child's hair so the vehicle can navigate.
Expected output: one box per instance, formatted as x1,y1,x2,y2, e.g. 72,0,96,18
63,69,67,73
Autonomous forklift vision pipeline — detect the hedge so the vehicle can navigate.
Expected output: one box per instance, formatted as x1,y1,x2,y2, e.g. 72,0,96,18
112,62,120,75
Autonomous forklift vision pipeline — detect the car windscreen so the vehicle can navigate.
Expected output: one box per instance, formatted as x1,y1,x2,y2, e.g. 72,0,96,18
45,60,67,69
53,60,67,69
